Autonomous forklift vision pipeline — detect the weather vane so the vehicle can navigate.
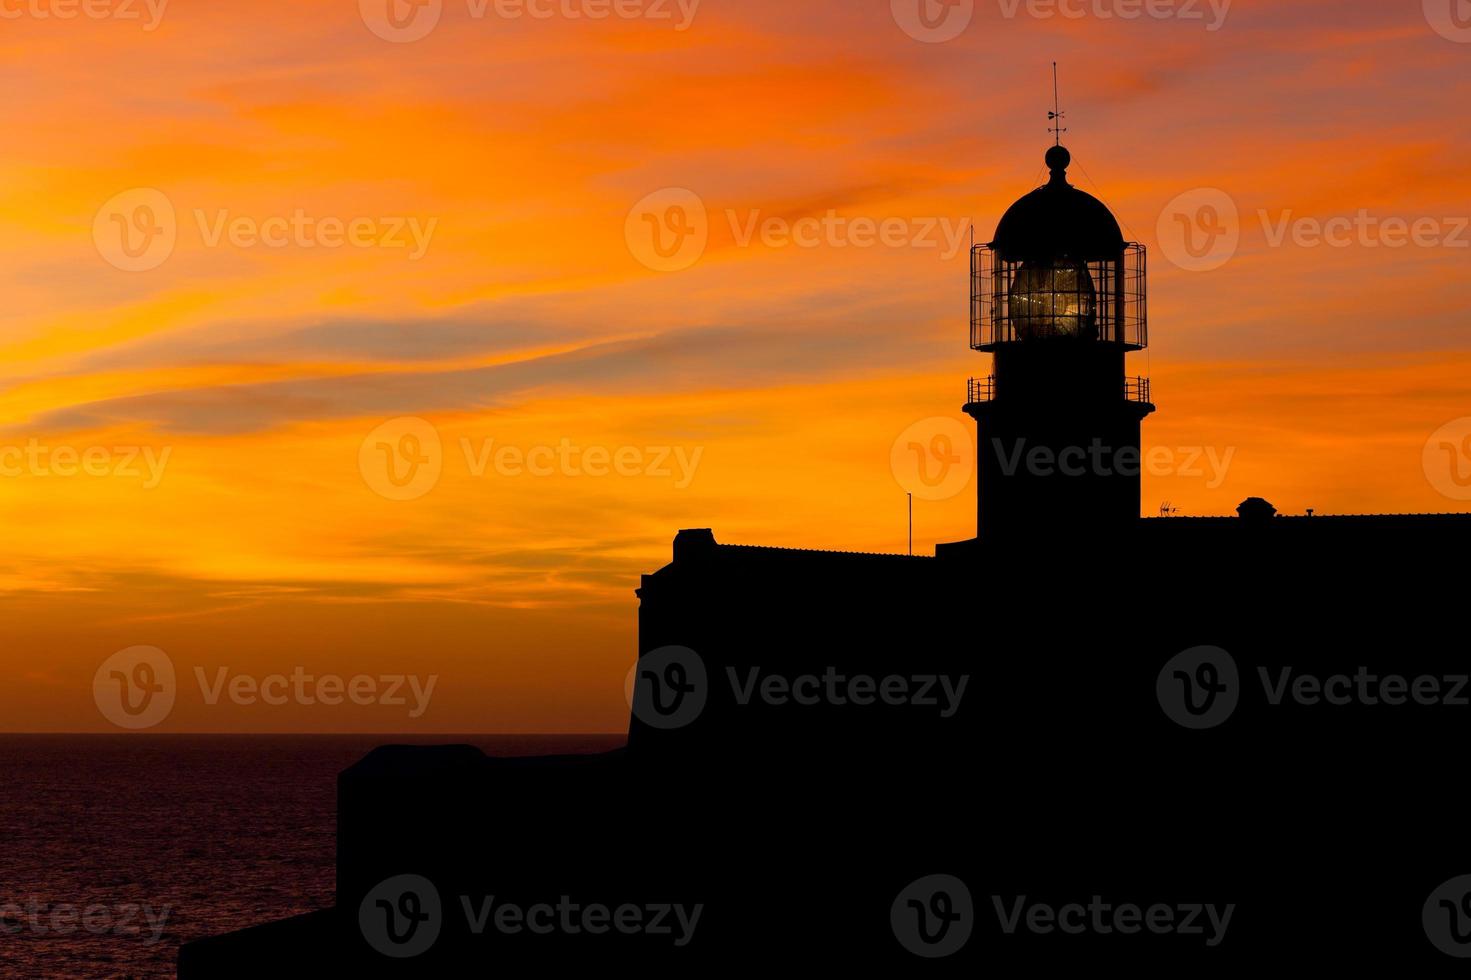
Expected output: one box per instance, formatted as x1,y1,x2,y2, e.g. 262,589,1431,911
1048,61,1067,145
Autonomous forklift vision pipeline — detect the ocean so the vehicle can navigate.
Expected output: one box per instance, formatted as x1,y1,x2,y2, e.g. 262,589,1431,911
0,735,625,979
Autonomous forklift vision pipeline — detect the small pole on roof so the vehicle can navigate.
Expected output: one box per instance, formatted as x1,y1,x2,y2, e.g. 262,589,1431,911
1048,61,1067,145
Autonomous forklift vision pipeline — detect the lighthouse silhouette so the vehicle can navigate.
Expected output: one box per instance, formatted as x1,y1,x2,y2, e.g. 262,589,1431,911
967,144,1153,542
182,138,1471,975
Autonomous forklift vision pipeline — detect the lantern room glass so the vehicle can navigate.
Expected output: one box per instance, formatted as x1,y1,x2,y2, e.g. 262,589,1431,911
1008,259,1097,340
971,243,1147,351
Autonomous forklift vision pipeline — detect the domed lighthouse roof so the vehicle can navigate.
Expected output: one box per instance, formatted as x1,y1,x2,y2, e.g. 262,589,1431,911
991,146,1125,263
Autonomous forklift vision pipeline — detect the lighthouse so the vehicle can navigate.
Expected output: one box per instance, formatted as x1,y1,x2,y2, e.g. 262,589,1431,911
965,144,1153,543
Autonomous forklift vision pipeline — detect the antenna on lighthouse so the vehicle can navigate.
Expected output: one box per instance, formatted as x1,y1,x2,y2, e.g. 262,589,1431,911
1048,61,1067,145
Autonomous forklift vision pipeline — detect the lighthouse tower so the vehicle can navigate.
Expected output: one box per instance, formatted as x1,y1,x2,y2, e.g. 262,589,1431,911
965,145,1154,543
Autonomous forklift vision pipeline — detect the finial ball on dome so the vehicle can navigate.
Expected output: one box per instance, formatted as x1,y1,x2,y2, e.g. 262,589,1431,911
1045,145,1071,174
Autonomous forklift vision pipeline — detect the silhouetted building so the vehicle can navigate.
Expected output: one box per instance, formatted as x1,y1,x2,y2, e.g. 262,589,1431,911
182,145,1471,976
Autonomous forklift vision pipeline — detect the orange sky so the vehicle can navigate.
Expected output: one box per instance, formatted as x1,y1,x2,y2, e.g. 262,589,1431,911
2,0,1469,731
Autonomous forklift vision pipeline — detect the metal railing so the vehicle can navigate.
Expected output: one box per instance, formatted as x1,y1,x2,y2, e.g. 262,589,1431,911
967,376,996,404
971,242,1148,351
967,375,1152,405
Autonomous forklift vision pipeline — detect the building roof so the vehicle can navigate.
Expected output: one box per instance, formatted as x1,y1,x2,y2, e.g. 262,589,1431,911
991,146,1126,262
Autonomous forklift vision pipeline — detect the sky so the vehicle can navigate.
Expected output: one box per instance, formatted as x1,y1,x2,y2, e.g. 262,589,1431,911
2,0,1469,732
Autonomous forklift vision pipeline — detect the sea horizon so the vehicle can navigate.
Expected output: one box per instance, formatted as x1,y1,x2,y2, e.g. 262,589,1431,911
0,734,627,978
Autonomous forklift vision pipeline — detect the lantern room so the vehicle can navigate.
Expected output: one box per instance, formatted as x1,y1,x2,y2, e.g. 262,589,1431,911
971,146,1147,351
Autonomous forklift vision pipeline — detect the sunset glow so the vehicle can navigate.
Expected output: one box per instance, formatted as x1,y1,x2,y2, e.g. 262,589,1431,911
3,0,1469,731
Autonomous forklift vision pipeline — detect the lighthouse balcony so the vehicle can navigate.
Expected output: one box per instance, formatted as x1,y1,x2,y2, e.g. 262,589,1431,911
967,375,997,404
966,375,1152,406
